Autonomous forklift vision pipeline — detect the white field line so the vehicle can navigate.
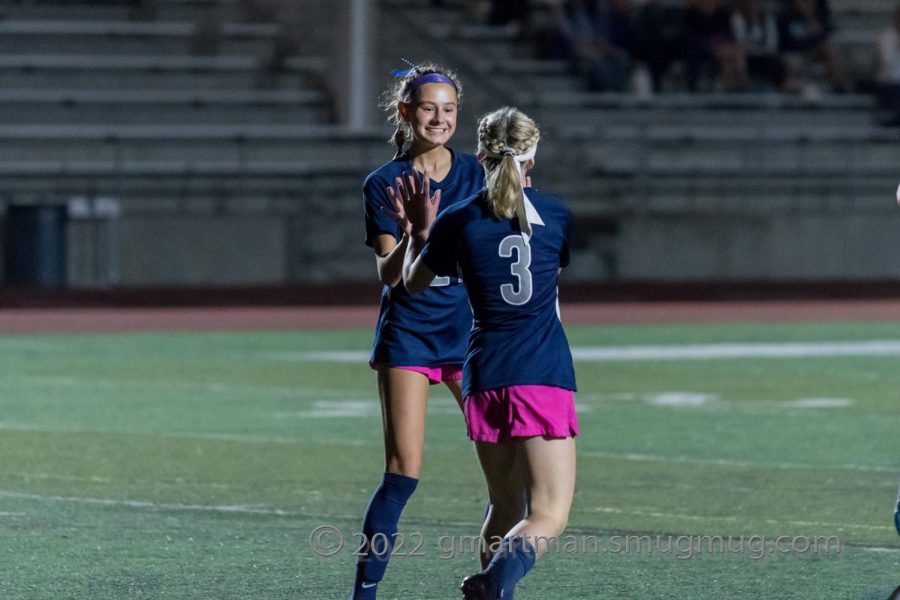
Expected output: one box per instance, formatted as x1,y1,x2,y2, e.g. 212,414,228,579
589,505,894,532
0,420,893,473
0,376,364,399
1,489,896,538
580,451,899,473
1,416,894,476
0,490,294,516
266,340,900,363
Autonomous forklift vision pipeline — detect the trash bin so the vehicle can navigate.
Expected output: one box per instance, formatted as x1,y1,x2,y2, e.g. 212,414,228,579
4,204,68,287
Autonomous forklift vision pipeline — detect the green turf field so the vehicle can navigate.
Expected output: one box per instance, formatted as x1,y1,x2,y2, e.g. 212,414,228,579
1,320,899,599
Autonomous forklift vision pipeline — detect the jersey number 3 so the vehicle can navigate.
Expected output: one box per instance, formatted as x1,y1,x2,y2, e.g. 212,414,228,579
499,235,533,305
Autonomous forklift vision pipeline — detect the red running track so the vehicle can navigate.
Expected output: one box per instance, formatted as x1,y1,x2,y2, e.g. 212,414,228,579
1,300,900,335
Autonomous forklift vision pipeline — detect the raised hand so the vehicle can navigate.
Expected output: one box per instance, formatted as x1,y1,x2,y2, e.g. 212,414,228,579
398,169,441,238
385,183,412,237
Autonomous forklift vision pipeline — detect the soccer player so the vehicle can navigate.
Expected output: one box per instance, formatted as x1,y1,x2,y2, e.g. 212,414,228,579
400,107,578,599
351,64,486,600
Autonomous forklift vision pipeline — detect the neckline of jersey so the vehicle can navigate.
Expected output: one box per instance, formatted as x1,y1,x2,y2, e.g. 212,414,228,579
398,147,459,187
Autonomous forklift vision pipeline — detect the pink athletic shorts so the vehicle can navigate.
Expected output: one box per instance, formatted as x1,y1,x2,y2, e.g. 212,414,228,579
463,385,579,443
370,363,463,385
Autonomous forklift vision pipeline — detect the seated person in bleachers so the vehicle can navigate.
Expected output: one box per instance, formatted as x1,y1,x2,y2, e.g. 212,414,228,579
777,0,847,93
875,5,900,124
548,0,638,92
682,0,747,92
731,0,785,91
635,0,686,92
472,0,533,35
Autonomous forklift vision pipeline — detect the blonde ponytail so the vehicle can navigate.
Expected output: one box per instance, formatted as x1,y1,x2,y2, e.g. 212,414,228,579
486,154,522,220
477,107,540,221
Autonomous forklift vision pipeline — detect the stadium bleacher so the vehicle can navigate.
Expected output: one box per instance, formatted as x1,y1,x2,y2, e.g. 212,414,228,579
0,0,896,286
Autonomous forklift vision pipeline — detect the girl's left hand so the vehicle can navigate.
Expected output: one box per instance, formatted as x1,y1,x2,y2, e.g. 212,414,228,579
395,169,441,238
386,184,412,237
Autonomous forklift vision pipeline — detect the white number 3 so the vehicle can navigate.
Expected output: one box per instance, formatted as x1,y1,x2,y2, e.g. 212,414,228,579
499,235,533,305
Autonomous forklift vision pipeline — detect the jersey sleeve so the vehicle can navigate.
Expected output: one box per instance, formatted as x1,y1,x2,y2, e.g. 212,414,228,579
364,175,401,247
420,211,459,278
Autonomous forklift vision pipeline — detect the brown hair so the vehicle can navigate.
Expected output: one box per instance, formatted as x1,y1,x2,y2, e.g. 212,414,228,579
477,107,540,220
380,63,463,159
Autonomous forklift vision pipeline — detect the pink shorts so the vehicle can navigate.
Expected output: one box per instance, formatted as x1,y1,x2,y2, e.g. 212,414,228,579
463,385,579,443
371,363,463,385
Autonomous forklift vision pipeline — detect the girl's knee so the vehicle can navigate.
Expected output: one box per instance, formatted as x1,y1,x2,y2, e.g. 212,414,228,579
529,507,570,536
385,454,422,479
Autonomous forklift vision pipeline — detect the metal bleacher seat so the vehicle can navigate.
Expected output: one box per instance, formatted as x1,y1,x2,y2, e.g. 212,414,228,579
2,0,248,22
0,0,352,207
0,123,388,165
0,88,329,124
0,54,325,89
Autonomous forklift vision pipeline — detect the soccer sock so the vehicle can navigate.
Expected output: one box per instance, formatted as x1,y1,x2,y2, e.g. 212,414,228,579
483,536,537,598
351,472,418,599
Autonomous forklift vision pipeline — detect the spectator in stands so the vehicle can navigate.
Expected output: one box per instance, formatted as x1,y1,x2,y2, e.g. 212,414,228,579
875,5,900,124
473,0,533,35
635,0,686,92
777,0,848,93
731,0,785,91
682,0,746,92
549,0,638,92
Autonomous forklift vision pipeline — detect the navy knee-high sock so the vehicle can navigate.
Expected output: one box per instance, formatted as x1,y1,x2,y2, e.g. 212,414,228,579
483,536,536,598
351,472,418,599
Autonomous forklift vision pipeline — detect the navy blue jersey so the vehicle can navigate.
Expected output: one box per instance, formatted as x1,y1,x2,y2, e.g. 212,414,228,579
420,188,577,397
363,149,485,366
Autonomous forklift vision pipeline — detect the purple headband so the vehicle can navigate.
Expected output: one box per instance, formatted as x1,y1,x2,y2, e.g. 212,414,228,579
408,72,457,93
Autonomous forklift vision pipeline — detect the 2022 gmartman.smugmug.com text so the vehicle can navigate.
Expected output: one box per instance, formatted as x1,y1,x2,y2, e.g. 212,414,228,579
307,525,841,560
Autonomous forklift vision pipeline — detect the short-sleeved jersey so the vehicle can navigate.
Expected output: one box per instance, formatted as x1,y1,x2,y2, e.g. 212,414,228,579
420,188,576,397
363,149,485,366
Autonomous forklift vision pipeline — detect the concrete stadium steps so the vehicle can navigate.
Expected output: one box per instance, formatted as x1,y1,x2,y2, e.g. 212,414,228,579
0,159,368,199
471,58,583,94
0,20,280,56
0,89,330,125
1,0,249,22
398,5,586,94
555,181,895,220
2,158,889,218
524,125,899,191
523,93,877,128
0,55,323,90
2,120,894,167
0,125,391,163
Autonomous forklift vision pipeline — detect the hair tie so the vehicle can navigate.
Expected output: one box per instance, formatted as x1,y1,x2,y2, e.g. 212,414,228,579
390,57,418,76
502,148,517,157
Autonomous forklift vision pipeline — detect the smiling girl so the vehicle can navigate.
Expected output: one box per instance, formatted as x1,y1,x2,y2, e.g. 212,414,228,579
351,64,486,600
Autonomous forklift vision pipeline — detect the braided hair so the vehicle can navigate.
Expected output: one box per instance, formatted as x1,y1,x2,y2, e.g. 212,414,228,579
380,63,463,159
477,107,541,220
